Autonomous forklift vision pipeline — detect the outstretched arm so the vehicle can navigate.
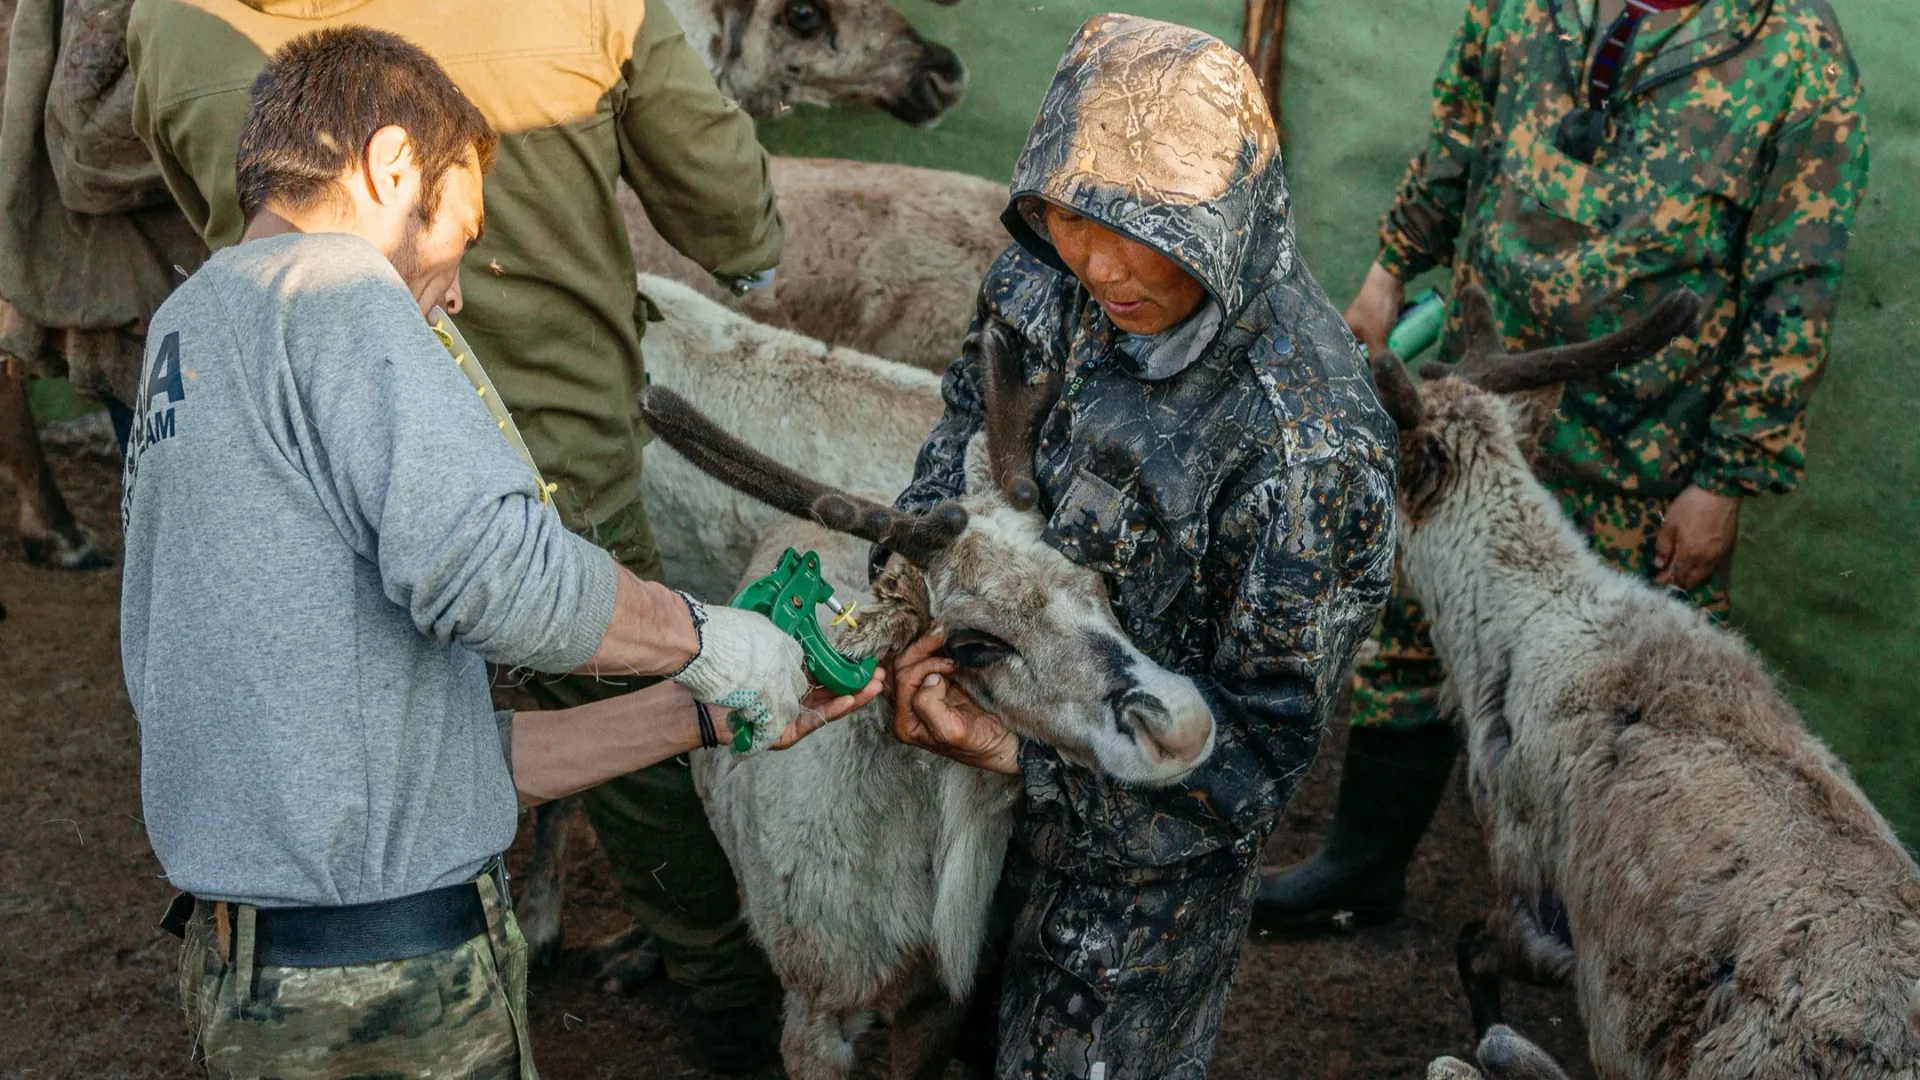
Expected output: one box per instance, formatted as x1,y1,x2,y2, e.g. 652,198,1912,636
510,673,885,807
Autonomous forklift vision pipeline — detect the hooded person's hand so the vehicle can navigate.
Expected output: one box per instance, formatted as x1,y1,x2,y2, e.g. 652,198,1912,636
886,625,1021,776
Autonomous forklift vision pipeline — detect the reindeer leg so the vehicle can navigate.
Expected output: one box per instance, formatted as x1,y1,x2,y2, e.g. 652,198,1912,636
1457,917,1507,1038
0,355,107,571
780,993,863,1080
888,984,969,1080
517,796,574,969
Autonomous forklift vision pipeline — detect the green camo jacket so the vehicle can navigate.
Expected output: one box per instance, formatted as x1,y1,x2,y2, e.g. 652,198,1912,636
1380,0,1866,497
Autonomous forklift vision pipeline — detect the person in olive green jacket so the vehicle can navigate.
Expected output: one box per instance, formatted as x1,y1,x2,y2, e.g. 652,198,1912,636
129,0,787,1068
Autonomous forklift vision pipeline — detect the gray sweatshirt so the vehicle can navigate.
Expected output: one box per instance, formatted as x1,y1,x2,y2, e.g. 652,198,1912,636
120,232,618,908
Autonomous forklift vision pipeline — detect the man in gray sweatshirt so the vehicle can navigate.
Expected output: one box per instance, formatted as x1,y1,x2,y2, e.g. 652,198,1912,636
118,28,877,1079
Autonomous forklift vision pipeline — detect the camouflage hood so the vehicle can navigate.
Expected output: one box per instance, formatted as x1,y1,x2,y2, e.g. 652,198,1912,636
1002,14,1291,335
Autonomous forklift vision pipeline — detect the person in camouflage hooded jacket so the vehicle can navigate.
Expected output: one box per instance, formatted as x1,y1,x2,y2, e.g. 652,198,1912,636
1259,0,1868,932
884,15,1397,1076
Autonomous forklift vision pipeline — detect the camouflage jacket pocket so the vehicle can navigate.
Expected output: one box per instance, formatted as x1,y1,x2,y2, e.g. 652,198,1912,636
1480,124,1718,306
1044,466,1187,624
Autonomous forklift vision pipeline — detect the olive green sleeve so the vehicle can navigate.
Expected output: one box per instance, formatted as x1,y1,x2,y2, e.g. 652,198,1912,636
126,7,213,243
614,4,783,278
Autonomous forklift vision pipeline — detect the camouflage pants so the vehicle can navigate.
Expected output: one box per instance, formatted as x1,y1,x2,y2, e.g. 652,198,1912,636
996,857,1262,1078
178,874,536,1079
1353,481,1730,729
522,497,778,1013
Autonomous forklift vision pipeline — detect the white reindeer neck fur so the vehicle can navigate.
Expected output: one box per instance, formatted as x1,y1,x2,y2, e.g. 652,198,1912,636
1396,383,1626,725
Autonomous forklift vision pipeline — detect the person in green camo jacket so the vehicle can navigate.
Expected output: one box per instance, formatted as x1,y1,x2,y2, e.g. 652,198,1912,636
1257,0,1867,932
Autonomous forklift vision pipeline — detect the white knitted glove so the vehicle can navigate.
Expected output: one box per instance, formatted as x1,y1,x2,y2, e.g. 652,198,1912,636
670,592,810,755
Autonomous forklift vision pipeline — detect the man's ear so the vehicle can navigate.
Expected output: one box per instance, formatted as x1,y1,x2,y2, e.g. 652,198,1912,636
1501,385,1564,464
837,554,932,658
361,124,416,207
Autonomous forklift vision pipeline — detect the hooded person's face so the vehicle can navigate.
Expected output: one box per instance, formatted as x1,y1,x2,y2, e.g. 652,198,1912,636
1046,203,1207,336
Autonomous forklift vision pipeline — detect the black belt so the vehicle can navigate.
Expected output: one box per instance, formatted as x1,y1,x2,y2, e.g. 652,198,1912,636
162,877,491,968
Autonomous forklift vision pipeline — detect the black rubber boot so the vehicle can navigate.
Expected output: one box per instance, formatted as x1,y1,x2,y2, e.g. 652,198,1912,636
1255,724,1458,932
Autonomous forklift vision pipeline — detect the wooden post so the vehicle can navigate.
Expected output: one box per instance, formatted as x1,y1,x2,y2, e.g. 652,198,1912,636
1241,0,1288,132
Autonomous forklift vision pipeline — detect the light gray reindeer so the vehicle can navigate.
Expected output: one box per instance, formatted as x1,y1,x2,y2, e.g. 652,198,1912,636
630,317,1216,1079
1367,285,1920,1078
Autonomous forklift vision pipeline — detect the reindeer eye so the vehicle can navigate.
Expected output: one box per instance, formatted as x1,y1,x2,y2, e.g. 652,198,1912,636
940,630,1014,669
782,0,828,37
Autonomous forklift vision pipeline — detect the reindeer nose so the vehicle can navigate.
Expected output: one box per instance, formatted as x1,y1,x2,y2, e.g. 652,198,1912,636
885,40,968,126
1115,687,1213,766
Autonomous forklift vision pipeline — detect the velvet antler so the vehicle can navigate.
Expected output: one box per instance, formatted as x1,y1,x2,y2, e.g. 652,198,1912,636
974,310,1060,512
637,386,967,568
1369,348,1427,432
1422,284,1703,394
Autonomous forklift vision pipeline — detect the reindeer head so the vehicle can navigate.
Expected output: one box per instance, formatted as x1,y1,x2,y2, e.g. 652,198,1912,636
638,318,1214,786
1368,284,1702,548
692,0,968,125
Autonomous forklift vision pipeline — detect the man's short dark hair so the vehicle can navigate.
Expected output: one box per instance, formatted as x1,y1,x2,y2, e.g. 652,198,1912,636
235,27,498,221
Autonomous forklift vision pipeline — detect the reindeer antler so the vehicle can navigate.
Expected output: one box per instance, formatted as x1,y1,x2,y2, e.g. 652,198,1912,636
1370,285,1704,432
1421,284,1702,394
637,386,968,568
975,310,1060,512
1368,348,1426,431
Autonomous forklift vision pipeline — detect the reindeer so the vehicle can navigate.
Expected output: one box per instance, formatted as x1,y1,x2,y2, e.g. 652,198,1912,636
1364,285,1920,1078
623,157,1005,373
626,314,1215,1079
669,0,967,125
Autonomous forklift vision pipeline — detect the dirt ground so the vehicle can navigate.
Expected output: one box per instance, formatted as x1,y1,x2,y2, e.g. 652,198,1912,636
0,435,1594,1079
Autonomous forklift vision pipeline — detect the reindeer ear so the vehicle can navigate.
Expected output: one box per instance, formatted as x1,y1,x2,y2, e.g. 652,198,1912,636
1400,427,1454,526
1501,385,1564,463
837,554,933,659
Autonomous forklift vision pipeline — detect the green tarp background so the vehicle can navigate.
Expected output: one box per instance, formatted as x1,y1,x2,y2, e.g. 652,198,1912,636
759,0,1919,843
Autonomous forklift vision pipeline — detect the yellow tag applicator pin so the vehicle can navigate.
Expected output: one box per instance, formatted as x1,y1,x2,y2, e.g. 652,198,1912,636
826,596,860,630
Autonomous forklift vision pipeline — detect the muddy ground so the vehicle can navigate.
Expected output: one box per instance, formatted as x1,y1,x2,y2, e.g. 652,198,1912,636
0,434,1593,1079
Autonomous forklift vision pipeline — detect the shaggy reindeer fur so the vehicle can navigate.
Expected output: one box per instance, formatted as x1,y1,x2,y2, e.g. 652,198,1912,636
645,318,1215,1078
623,158,1006,373
1379,288,1920,1078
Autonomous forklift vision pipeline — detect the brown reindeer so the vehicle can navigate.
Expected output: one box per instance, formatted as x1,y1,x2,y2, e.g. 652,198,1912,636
1367,286,1920,1078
